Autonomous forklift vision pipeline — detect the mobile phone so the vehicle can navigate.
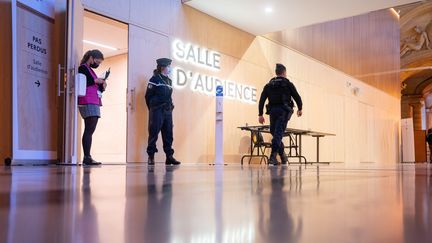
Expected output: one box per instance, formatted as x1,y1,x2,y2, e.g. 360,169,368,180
104,68,111,80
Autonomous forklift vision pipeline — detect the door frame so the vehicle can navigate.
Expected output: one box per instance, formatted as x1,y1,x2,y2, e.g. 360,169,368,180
60,0,84,165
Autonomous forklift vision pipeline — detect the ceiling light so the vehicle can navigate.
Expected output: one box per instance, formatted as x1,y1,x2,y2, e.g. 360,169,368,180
390,8,399,19
83,40,118,51
265,7,273,13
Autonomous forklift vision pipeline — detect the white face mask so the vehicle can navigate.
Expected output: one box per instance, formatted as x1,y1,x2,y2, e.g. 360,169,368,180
164,66,171,76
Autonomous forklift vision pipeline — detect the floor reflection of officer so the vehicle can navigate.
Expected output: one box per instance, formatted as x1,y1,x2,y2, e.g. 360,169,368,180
145,167,175,243
124,166,175,242
258,64,303,165
145,58,181,165
266,167,302,243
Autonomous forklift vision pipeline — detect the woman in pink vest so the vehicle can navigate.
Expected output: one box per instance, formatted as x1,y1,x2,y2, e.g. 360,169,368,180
78,50,106,165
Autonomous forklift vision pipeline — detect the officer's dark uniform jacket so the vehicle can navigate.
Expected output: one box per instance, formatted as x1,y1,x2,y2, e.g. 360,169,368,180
258,76,303,116
145,72,175,157
427,132,432,145
145,73,174,110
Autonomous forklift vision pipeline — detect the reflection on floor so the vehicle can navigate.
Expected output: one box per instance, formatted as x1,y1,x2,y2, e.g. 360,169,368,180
0,163,431,243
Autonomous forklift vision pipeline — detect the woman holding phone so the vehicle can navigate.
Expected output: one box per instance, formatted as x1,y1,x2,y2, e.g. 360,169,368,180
78,49,106,165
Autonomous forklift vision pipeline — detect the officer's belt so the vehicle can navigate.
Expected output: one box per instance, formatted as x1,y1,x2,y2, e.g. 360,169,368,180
150,102,172,110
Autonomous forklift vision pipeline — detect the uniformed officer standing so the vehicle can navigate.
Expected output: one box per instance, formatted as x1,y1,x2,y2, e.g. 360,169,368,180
145,58,181,165
426,128,432,163
258,64,303,165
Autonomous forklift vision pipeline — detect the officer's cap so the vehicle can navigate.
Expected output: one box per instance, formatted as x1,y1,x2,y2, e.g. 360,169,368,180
156,58,172,67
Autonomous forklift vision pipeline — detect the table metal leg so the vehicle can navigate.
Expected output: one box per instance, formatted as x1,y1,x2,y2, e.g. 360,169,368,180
286,134,307,165
242,132,254,165
311,135,329,165
316,136,320,163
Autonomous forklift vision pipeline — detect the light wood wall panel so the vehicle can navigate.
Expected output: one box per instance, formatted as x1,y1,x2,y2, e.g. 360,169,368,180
265,9,401,97
129,0,171,34
0,0,12,162
82,0,129,23
127,25,170,162
170,4,264,67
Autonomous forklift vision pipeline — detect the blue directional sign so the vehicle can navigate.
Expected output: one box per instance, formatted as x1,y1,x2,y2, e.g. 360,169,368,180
216,85,223,97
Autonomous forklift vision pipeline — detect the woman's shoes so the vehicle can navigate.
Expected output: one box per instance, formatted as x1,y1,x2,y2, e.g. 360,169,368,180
82,156,102,166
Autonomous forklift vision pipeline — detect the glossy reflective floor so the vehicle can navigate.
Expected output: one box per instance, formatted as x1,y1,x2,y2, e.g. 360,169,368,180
0,163,431,243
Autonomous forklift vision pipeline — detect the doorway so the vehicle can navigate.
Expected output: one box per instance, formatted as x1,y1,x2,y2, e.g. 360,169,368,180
80,11,128,163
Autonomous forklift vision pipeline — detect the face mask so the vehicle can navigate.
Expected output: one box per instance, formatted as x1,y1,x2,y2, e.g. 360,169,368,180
90,62,99,69
162,66,171,76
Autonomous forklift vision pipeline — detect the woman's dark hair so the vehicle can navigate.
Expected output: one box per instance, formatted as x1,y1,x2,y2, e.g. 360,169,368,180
80,49,104,65
153,65,164,75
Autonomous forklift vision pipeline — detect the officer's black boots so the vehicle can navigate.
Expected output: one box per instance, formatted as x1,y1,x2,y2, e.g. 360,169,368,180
280,153,288,164
268,153,279,165
148,155,180,165
83,156,101,166
166,155,181,165
148,155,155,165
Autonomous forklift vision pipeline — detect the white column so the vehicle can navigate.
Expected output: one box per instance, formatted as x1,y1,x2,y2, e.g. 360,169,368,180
215,85,224,164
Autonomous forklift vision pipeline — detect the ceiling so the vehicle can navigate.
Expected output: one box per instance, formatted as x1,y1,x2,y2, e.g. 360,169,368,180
186,0,420,35
402,69,432,95
399,1,432,96
83,11,128,58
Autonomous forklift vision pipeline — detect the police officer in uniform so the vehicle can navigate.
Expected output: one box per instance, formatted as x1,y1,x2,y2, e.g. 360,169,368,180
145,58,181,165
426,128,432,163
258,64,303,165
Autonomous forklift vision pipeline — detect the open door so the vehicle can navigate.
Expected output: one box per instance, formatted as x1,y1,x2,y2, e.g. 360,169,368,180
127,25,169,162
81,11,128,163
61,0,83,164
11,0,58,164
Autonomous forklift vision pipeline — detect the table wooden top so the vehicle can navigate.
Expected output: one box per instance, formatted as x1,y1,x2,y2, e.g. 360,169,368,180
238,125,335,137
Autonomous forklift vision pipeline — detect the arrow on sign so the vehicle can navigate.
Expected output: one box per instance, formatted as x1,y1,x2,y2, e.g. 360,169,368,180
35,80,40,87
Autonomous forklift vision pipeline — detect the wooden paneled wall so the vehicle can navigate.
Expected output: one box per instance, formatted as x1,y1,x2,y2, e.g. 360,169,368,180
0,0,12,162
265,9,401,97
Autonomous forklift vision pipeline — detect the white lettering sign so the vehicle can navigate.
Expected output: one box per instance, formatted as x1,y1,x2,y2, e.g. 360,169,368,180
172,39,221,71
171,39,257,104
172,67,257,104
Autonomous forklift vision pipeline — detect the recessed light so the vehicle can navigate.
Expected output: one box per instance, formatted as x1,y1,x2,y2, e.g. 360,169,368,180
265,7,273,13
83,40,118,51
390,8,400,18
